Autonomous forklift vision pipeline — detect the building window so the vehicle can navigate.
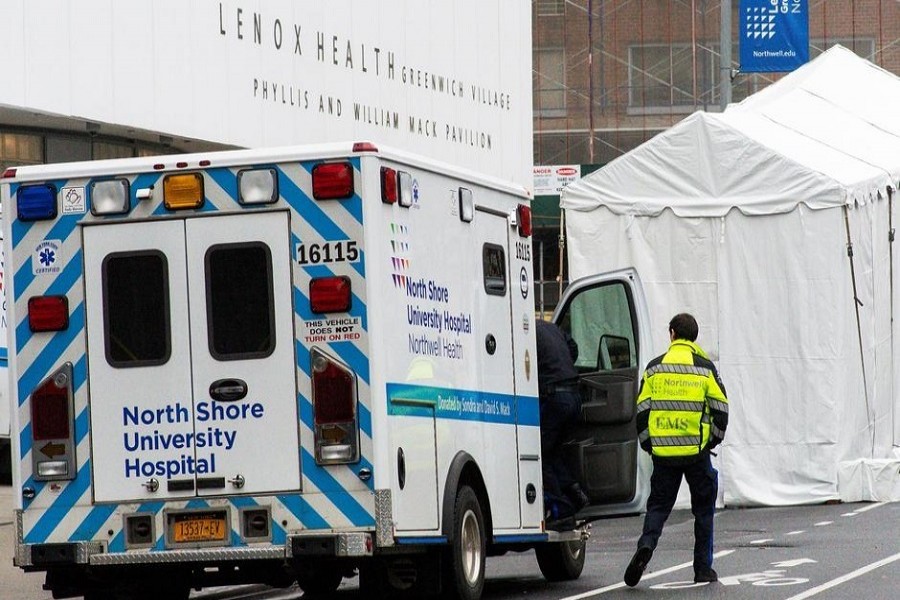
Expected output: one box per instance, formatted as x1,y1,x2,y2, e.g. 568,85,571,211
93,141,135,160
534,48,566,117
628,43,719,112
536,0,564,17
811,38,875,60
0,132,43,166
629,38,877,113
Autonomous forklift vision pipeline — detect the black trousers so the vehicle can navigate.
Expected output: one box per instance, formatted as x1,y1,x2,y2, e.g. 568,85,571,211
637,452,718,570
540,389,581,517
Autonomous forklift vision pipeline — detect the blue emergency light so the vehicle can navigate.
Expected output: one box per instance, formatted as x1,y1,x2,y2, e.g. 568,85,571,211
17,184,58,221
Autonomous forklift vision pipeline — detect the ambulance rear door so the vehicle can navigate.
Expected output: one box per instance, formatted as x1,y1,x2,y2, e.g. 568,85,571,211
84,212,299,502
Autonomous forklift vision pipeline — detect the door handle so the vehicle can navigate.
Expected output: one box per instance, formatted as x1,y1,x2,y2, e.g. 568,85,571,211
209,378,248,402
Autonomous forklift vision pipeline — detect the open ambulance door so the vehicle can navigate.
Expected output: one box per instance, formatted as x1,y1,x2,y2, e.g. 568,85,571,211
552,267,651,518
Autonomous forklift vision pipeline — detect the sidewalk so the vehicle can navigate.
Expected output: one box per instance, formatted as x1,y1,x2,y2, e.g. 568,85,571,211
1,484,49,599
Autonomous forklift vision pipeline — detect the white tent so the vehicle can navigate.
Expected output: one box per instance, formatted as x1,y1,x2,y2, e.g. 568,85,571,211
561,46,900,506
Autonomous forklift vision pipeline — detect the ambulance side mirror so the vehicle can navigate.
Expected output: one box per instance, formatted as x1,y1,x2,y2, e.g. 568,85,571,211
598,335,631,371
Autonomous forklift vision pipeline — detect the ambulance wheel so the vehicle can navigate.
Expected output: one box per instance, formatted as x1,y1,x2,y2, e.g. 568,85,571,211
535,539,586,582
442,485,486,600
295,562,343,596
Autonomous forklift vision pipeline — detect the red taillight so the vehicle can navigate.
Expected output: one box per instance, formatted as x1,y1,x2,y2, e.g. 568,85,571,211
32,374,70,441
28,296,70,332
2,167,17,179
312,162,354,200
312,362,356,424
381,167,398,204
352,142,378,152
517,204,533,237
310,349,359,464
310,276,352,313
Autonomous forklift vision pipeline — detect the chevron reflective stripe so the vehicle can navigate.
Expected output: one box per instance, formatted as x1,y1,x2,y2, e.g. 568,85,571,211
652,435,703,447
646,363,711,377
10,160,376,550
708,398,729,413
710,424,726,439
651,400,703,412
636,397,651,413
638,430,650,442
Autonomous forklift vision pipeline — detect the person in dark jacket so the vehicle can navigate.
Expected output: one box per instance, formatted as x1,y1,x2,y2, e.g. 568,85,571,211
535,319,590,530
624,313,729,586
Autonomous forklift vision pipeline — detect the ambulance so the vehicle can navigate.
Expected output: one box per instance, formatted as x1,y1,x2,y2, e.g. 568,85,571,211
1,142,649,599
1,224,9,484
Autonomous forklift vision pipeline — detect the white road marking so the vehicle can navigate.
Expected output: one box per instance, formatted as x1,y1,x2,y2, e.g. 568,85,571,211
772,558,817,568
786,530,804,535
852,502,886,514
783,551,900,600
557,550,736,599
813,521,832,526
750,538,774,545
841,512,858,517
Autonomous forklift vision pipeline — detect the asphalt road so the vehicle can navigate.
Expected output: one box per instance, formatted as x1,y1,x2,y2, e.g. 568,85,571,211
3,485,898,599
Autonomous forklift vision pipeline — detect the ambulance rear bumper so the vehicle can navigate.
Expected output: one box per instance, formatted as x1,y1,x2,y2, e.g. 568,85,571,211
17,532,375,568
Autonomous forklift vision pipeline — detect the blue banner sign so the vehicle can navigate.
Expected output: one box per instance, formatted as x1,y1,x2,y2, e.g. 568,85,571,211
739,0,809,72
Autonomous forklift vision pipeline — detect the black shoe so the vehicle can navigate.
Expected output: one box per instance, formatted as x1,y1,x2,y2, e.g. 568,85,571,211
624,546,653,587
566,483,590,511
545,516,576,532
694,567,718,583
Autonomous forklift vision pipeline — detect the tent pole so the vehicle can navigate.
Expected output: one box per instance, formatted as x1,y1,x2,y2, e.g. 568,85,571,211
558,209,566,300
889,187,896,449
843,205,875,457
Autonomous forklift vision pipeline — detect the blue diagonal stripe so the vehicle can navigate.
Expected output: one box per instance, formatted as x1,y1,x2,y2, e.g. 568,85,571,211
277,167,349,241
18,302,85,406
16,250,83,350
298,158,363,225
206,168,240,203
299,392,374,490
278,493,329,530
300,448,373,526
329,341,369,385
296,341,311,378
69,504,116,542
13,194,82,252
24,461,92,543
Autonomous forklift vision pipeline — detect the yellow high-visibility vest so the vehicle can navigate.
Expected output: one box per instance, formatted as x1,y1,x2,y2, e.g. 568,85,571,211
636,340,728,458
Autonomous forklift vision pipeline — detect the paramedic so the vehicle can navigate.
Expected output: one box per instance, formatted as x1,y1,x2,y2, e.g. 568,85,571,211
535,319,590,529
624,313,728,587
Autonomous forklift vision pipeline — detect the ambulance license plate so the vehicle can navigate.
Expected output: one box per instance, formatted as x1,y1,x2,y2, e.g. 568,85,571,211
170,511,228,544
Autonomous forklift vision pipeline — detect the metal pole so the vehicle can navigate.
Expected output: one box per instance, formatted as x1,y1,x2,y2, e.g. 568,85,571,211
720,0,733,110
539,240,546,319
588,0,595,163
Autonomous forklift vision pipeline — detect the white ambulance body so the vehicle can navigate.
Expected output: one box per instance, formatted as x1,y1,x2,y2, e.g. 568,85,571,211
1,143,649,599
1,224,8,484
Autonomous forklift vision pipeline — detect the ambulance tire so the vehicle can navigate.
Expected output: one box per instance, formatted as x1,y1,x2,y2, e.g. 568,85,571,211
535,539,586,582
295,563,343,596
442,485,486,600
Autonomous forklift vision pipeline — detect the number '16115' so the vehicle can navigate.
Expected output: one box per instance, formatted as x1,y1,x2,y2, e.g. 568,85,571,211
296,240,360,265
